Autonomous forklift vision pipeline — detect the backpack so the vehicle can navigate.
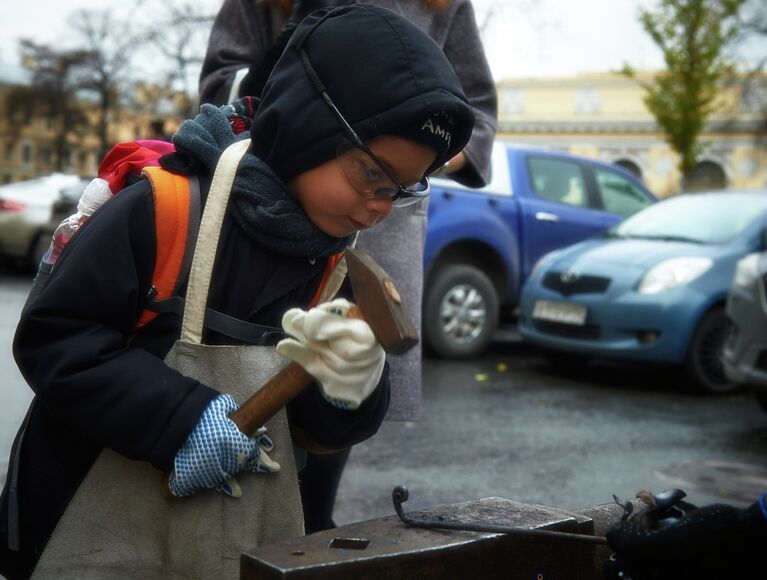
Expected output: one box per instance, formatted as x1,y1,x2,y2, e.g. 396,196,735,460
23,140,198,331
30,137,344,335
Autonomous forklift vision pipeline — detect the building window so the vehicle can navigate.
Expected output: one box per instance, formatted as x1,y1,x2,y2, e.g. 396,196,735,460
575,86,600,114
61,149,72,169
21,142,33,165
614,159,642,180
686,161,726,191
500,88,525,114
88,152,99,174
42,149,53,165
5,142,13,161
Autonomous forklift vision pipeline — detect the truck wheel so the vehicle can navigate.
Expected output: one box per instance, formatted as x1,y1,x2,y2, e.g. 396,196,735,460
685,307,737,393
424,264,499,358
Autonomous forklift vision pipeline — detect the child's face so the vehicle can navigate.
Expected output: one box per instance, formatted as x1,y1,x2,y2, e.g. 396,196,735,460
289,135,437,238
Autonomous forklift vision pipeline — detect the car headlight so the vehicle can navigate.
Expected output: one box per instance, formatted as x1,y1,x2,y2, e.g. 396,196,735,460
638,257,713,294
731,253,762,289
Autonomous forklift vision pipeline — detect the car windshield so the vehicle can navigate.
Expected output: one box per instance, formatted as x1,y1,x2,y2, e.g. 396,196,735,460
608,193,767,244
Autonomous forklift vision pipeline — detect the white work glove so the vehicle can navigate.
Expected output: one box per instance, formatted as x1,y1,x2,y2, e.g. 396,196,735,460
168,394,280,498
276,298,385,410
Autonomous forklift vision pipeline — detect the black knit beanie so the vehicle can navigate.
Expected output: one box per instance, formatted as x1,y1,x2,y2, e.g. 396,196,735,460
250,4,474,183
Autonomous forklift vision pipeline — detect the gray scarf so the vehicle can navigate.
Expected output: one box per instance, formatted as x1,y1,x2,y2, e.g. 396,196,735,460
172,103,350,258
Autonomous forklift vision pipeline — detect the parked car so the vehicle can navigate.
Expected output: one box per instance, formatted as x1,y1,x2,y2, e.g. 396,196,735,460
723,247,767,412
0,174,89,269
518,190,767,393
423,141,656,358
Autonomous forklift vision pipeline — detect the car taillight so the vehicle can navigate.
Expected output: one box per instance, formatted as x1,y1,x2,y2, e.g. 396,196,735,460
0,199,27,212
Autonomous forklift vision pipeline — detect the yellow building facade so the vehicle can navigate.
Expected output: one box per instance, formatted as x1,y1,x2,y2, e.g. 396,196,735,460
497,72,767,197
0,70,184,185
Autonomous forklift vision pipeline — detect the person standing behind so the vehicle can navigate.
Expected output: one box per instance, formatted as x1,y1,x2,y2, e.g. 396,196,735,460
199,0,497,532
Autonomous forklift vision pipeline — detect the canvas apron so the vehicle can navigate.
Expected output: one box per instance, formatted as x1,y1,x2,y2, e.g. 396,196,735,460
32,140,322,579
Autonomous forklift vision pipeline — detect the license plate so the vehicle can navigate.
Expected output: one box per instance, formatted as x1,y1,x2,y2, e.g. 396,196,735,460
532,300,587,326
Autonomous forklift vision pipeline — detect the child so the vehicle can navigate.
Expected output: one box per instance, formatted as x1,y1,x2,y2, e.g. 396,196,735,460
200,0,498,534
0,4,473,579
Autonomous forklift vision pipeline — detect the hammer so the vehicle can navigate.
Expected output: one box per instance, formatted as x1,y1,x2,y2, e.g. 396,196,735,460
229,247,418,436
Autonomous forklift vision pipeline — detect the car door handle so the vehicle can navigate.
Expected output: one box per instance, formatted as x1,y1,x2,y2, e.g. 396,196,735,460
535,211,560,222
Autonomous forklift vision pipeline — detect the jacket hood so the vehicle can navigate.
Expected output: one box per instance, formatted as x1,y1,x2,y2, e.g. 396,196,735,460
250,3,475,182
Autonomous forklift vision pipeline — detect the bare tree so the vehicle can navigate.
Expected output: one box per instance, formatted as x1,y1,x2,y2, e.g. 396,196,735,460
6,41,91,171
137,0,218,117
737,0,767,53
67,8,140,158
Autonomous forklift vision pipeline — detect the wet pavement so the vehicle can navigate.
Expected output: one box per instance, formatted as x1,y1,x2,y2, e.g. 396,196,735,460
333,342,767,526
1,265,765,527
0,270,34,481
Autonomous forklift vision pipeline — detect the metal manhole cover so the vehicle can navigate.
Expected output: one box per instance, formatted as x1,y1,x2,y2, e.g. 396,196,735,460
653,460,767,502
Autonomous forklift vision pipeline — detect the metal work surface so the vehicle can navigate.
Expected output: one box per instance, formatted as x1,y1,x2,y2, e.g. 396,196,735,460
241,496,599,579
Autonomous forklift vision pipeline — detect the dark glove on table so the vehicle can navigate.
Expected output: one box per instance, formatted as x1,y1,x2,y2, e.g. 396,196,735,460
605,489,767,580
241,0,358,97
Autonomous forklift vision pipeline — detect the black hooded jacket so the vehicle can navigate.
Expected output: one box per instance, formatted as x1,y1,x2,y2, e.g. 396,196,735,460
250,3,474,182
0,5,473,578
0,174,392,579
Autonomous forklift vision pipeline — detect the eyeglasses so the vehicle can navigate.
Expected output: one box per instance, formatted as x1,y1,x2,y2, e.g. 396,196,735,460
296,10,430,208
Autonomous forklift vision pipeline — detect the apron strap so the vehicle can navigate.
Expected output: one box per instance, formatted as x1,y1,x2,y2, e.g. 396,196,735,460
180,139,251,344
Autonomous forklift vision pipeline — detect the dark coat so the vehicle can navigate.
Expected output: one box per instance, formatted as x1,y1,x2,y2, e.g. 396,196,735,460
199,0,497,420
0,175,390,579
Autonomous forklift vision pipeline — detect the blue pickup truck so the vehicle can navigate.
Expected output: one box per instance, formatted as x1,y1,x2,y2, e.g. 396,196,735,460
423,141,657,358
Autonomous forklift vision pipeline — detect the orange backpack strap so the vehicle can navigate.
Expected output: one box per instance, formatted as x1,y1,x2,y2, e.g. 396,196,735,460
134,167,200,330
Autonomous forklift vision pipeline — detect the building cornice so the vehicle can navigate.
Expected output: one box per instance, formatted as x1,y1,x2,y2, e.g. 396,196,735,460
499,119,766,135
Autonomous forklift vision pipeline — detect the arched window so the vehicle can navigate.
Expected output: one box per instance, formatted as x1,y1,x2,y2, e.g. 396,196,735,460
686,161,726,192
614,159,642,180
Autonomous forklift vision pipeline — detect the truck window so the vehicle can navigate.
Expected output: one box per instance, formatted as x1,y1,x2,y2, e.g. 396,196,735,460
528,157,587,208
593,168,653,217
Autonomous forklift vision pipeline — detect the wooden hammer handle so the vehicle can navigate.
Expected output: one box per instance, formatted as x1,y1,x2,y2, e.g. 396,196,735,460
230,305,364,435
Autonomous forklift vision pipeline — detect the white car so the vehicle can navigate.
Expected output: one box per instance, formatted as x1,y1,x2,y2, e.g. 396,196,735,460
0,174,88,269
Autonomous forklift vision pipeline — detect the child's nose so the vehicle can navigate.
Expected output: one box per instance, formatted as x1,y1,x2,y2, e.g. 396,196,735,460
365,196,394,219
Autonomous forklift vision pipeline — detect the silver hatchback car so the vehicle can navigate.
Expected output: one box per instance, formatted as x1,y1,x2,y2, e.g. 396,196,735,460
724,243,767,413
0,174,88,269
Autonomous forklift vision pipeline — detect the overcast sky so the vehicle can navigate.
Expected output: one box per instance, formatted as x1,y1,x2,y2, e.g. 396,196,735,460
0,0,754,82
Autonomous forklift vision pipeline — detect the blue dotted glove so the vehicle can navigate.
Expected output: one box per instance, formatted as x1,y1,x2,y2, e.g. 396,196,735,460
168,394,279,498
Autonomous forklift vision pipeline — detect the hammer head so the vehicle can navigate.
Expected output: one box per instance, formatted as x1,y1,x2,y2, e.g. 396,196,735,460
344,248,418,355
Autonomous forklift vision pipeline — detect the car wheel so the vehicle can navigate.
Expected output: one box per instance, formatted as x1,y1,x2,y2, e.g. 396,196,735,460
423,263,499,358
685,307,737,394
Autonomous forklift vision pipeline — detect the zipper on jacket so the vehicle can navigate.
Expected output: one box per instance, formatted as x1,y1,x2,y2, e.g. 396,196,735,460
7,398,35,551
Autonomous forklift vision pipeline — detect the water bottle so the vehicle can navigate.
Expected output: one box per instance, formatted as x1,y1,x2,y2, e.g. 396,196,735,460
41,177,113,267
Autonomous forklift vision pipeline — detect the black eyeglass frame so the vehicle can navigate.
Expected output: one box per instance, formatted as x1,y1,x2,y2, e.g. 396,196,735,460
295,9,430,205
